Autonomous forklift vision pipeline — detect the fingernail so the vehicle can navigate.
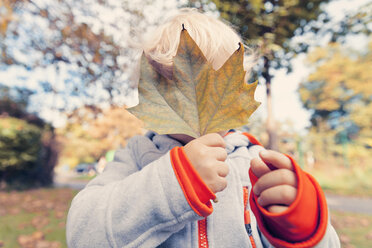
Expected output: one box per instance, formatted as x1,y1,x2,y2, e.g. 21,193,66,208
257,196,262,205
253,185,258,195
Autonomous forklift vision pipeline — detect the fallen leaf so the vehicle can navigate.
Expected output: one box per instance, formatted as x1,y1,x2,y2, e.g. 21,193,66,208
55,211,65,219
340,234,351,245
360,218,369,227
32,231,44,241
17,235,34,248
129,27,260,137
35,240,61,248
0,208,6,216
58,221,66,228
31,216,49,229
17,232,60,248
9,207,21,215
35,241,51,248
365,230,372,240
18,222,30,230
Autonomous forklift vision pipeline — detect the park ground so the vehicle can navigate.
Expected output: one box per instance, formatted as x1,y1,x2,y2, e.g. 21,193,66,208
0,184,372,248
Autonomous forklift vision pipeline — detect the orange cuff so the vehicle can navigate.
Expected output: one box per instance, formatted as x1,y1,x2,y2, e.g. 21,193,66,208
249,155,328,248
242,132,263,146
170,147,215,217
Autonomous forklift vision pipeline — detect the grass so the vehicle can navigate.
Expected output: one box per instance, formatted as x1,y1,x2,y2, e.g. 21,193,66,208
330,210,372,248
0,212,37,248
74,174,96,182
0,188,77,248
305,162,372,197
0,188,371,247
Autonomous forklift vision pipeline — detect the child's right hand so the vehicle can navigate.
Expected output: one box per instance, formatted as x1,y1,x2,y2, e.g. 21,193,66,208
184,133,229,193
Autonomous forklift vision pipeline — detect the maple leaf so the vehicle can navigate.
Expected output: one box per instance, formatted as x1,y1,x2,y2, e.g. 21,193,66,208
128,27,260,138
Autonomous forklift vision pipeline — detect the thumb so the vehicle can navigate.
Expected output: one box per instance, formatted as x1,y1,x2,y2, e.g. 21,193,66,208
250,155,272,178
259,150,293,171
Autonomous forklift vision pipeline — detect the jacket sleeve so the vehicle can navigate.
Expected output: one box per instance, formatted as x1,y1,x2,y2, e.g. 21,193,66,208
66,142,203,248
259,224,340,248
249,155,340,248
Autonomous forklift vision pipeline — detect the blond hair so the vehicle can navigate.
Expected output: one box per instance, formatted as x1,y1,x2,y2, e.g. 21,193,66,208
134,8,255,82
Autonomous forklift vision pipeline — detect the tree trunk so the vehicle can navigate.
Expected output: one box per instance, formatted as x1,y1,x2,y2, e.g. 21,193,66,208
263,56,278,150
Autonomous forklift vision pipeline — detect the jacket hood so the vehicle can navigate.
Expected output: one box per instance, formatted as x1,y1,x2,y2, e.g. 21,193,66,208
128,131,255,169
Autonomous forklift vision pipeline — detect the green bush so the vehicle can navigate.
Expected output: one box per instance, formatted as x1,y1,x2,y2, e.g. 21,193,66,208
0,117,57,188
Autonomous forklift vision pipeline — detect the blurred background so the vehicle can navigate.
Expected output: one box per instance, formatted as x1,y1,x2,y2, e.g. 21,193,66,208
0,0,371,247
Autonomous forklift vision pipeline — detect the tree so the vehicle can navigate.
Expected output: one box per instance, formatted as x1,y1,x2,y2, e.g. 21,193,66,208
0,0,128,107
190,0,331,149
299,39,372,162
327,1,372,41
57,105,143,167
1,0,187,113
0,84,58,188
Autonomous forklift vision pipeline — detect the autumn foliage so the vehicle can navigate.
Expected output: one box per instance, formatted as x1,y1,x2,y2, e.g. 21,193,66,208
57,105,144,167
299,40,372,162
0,86,58,188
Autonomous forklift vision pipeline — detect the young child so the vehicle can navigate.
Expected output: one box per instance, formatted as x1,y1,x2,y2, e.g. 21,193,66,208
66,9,340,248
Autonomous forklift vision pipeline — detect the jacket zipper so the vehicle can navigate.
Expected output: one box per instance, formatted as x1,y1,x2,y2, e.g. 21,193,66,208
196,188,256,248
198,218,208,248
243,187,256,248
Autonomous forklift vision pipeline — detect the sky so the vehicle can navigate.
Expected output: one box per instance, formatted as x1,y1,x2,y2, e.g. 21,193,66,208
0,0,370,130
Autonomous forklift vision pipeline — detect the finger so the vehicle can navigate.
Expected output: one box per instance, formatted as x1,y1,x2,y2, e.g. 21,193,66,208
257,185,297,207
216,162,229,177
250,157,271,178
210,147,227,161
259,150,293,170
267,205,289,213
253,169,297,196
199,133,226,148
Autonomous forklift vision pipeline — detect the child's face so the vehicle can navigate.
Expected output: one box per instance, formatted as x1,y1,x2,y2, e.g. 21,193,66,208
169,131,228,145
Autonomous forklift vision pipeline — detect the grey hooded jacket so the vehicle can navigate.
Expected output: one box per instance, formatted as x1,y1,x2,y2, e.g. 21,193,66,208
66,131,340,248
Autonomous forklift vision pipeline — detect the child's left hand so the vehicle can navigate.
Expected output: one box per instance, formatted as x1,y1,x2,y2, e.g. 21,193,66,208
250,150,298,213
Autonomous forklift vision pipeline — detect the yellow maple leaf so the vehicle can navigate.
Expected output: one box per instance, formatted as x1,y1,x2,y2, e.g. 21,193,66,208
128,27,260,138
